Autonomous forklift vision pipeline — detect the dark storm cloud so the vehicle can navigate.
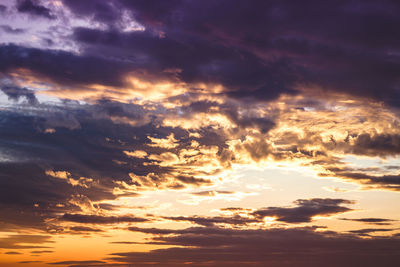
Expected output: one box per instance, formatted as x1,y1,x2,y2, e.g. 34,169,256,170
348,133,400,157
60,213,150,224
1,85,38,105
0,1,396,105
0,100,220,230
0,99,189,183
70,26,297,102
0,44,140,88
57,0,400,106
16,0,55,19
0,100,158,230
252,198,354,223
113,226,400,267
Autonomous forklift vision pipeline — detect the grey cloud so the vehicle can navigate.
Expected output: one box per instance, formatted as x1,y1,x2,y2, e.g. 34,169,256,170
1,85,38,105
60,213,150,224
252,198,354,223
0,25,26,34
340,218,396,225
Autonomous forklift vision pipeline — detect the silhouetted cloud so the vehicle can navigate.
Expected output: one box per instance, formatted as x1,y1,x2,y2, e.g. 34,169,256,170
252,198,354,223
349,228,395,236
114,225,400,267
31,250,53,254
163,215,258,227
69,226,103,233
0,234,52,249
340,218,396,225
60,213,150,224
48,261,105,265
4,251,22,255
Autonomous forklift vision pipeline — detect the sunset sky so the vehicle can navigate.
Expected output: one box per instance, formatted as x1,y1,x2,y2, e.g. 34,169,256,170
1,0,400,266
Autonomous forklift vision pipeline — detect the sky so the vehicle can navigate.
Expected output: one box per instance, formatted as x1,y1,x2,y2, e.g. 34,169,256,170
0,0,400,266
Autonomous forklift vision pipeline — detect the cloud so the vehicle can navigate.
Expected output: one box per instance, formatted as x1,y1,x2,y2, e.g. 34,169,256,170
114,225,400,267
60,213,150,224
0,5,6,14
349,228,395,236
322,169,400,191
0,44,136,88
31,250,53,254
1,85,38,105
350,133,400,157
4,251,22,255
161,198,355,227
340,218,396,225
57,0,400,106
0,2,400,265
0,25,26,34
69,226,103,233
0,95,232,229
252,198,354,223
163,215,258,227
0,234,52,249
16,0,55,19
48,261,105,265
